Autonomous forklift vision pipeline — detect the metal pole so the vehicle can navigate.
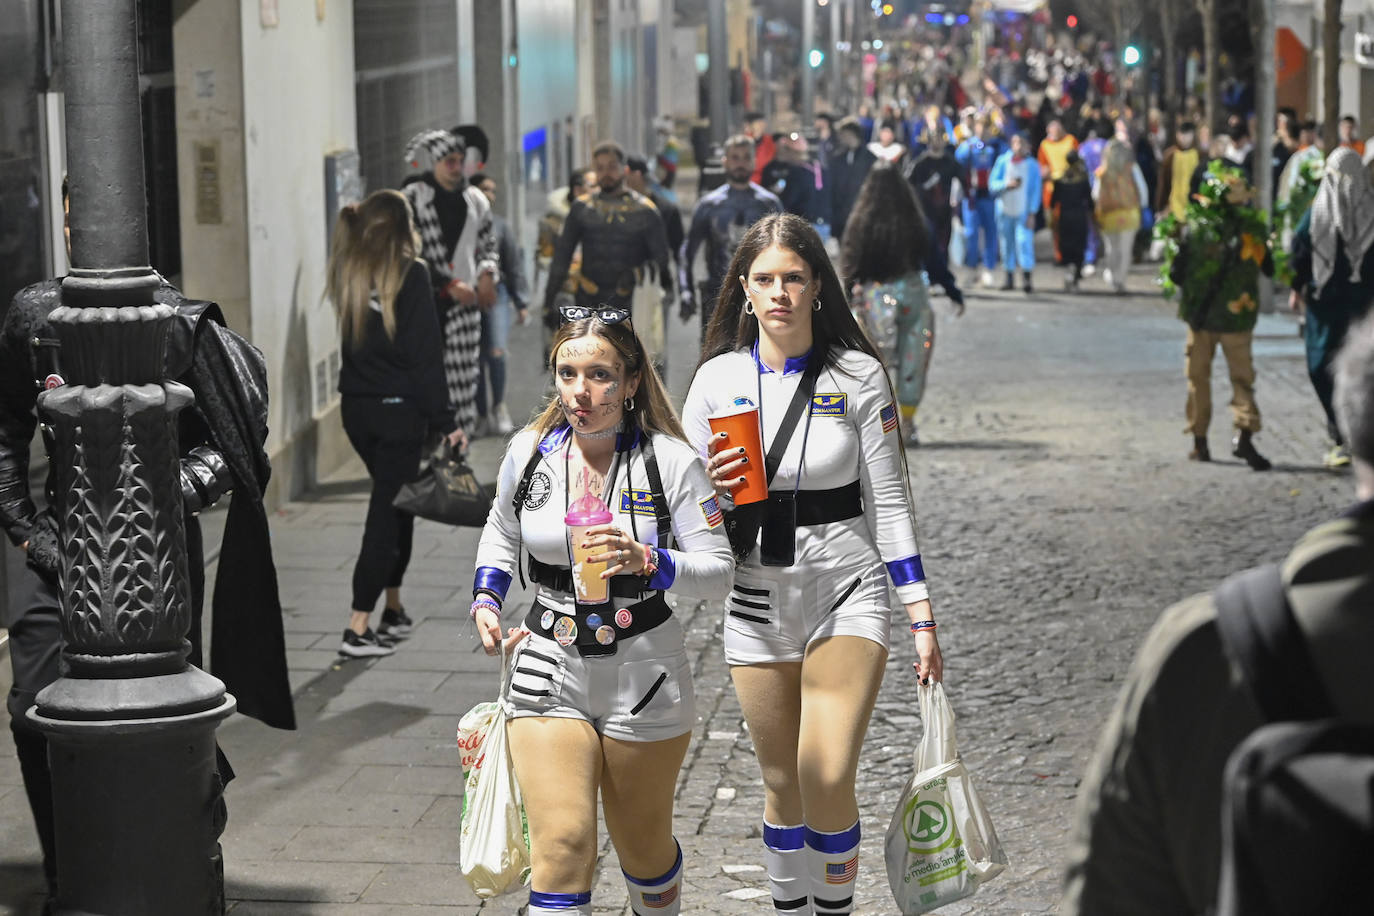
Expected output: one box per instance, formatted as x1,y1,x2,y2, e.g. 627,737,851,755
801,0,816,121
1256,0,1276,220
829,0,842,111
34,2,235,912
708,0,730,143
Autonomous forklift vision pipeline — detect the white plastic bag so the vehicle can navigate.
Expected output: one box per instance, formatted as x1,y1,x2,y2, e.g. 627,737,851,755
631,269,665,362
885,682,1007,914
458,655,531,898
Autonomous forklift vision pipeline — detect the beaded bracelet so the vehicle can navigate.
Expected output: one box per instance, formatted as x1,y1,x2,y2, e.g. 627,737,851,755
469,598,501,621
642,545,659,579
910,620,938,633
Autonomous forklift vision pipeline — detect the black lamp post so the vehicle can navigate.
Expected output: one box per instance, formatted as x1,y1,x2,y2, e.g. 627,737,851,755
29,1,236,912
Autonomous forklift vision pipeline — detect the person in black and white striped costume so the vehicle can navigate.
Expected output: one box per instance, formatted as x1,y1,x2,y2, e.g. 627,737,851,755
401,128,499,435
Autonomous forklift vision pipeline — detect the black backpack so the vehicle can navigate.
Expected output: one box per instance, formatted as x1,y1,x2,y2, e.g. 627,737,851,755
1212,564,1374,916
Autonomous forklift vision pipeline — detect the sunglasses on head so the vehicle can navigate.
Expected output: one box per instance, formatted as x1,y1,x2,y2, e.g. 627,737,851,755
559,305,631,325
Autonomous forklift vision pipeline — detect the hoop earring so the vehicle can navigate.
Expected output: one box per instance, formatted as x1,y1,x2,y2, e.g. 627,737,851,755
813,298,822,312
744,299,755,315
624,395,636,411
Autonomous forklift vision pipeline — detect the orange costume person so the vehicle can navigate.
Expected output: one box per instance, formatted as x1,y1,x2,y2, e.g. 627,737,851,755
1038,127,1079,261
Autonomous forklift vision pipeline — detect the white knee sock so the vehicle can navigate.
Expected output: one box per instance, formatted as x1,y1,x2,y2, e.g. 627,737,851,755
528,889,592,915
805,821,860,915
764,821,813,914
623,838,683,914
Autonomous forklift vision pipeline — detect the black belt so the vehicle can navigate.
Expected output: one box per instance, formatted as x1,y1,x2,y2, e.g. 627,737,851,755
794,481,863,526
524,592,671,657
527,556,653,599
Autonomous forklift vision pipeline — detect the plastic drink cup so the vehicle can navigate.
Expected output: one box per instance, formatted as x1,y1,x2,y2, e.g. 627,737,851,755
566,493,614,605
708,404,767,505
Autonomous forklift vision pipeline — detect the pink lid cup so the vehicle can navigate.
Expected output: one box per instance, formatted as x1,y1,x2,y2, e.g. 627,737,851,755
566,493,613,605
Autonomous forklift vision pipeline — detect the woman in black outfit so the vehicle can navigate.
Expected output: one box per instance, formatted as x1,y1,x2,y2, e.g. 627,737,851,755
1050,151,1093,291
328,190,465,656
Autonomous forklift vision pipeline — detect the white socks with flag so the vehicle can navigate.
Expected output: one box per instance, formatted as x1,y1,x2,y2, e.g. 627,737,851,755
623,839,683,915
805,821,860,915
527,890,592,915
763,821,812,914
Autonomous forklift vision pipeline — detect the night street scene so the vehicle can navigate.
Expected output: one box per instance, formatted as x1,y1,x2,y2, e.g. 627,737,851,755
2,1,1372,914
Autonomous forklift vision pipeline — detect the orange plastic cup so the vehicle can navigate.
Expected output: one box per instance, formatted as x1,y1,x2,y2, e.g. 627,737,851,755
708,405,768,505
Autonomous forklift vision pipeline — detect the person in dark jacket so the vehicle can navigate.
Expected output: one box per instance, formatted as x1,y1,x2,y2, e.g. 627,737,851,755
1051,151,1094,291
906,127,964,264
828,117,878,241
1289,147,1374,467
625,153,684,276
0,200,295,907
327,190,464,657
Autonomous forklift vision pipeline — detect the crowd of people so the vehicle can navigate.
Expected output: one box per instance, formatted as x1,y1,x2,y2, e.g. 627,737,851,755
6,16,1374,916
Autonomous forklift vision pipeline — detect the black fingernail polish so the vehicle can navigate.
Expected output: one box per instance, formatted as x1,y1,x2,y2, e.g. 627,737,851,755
738,447,746,454
740,456,748,463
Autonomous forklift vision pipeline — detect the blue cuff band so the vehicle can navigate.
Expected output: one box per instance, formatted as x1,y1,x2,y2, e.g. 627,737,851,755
529,890,592,908
885,555,926,587
624,839,682,885
647,548,677,591
473,566,513,600
764,822,807,851
804,821,861,854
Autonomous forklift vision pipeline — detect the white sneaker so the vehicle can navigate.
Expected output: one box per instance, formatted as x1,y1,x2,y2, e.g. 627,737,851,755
1102,268,1114,287
493,403,515,434
979,269,995,288
1081,263,1097,278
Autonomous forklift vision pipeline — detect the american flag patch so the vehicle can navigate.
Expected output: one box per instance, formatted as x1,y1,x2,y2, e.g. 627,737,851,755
826,854,858,884
641,885,679,908
699,495,724,528
880,401,899,434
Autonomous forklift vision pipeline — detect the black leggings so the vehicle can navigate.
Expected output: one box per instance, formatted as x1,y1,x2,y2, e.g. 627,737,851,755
342,397,425,613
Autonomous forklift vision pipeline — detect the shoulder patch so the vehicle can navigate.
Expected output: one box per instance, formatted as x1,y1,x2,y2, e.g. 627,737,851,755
524,471,553,510
880,401,899,434
811,393,847,417
619,488,657,516
699,495,725,529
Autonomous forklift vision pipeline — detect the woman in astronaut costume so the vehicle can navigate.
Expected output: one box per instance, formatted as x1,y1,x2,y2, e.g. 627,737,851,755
471,309,733,916
683,213,944,916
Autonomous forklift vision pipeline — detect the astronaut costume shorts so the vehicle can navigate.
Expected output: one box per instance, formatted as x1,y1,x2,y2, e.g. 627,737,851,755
723,516,894,665
504,612,696,743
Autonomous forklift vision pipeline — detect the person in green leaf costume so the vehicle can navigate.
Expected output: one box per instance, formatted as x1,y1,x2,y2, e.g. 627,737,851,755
1159,161,1274,470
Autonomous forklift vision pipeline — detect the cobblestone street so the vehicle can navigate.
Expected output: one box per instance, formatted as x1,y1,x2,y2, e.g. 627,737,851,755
0,262,1350,914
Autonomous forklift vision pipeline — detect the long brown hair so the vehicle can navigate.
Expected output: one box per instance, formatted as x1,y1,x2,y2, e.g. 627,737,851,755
527,316,687,446
326,189,421,347
842,164,931,286
700,212,883,372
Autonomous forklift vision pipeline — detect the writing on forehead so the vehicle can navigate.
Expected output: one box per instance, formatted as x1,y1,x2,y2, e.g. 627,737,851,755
557,339,620,368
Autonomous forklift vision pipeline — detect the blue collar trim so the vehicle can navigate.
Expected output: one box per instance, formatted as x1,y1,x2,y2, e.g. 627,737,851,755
537,423,641,454
752,340,812,376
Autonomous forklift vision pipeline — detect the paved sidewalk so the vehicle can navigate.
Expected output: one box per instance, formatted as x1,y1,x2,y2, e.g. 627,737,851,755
0,255,1353,914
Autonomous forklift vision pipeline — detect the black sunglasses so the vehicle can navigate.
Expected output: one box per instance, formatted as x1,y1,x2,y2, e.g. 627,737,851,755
559,305,631,325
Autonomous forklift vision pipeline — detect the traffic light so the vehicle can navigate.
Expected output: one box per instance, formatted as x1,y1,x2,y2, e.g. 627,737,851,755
1066,14,1078,28
882,3,894,14
1122,44,1141,66
809,49,825,68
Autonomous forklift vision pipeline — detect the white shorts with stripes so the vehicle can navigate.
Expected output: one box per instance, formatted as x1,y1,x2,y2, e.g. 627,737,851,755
504,616,696,743
723,518,894,665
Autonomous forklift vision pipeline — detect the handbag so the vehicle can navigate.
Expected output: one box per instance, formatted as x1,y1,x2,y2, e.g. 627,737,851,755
458,653,531,898
885,682,1007,913
631,267,666,364
393,440,495,527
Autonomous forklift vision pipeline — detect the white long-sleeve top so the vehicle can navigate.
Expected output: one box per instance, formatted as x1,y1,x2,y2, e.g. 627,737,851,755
473,425,735,613
683,345,930,604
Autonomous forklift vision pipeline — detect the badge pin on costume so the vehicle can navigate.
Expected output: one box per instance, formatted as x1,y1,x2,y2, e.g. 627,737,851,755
595,625,616,646
540,608,555,630
553,616,578,647
614,607,634,629
585,613,603,629
43,374,64,390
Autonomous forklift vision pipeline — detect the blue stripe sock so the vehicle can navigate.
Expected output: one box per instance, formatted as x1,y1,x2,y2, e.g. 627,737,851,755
623,839,683,914
528,889,592,914
764,821,812,914
805,821,860,915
